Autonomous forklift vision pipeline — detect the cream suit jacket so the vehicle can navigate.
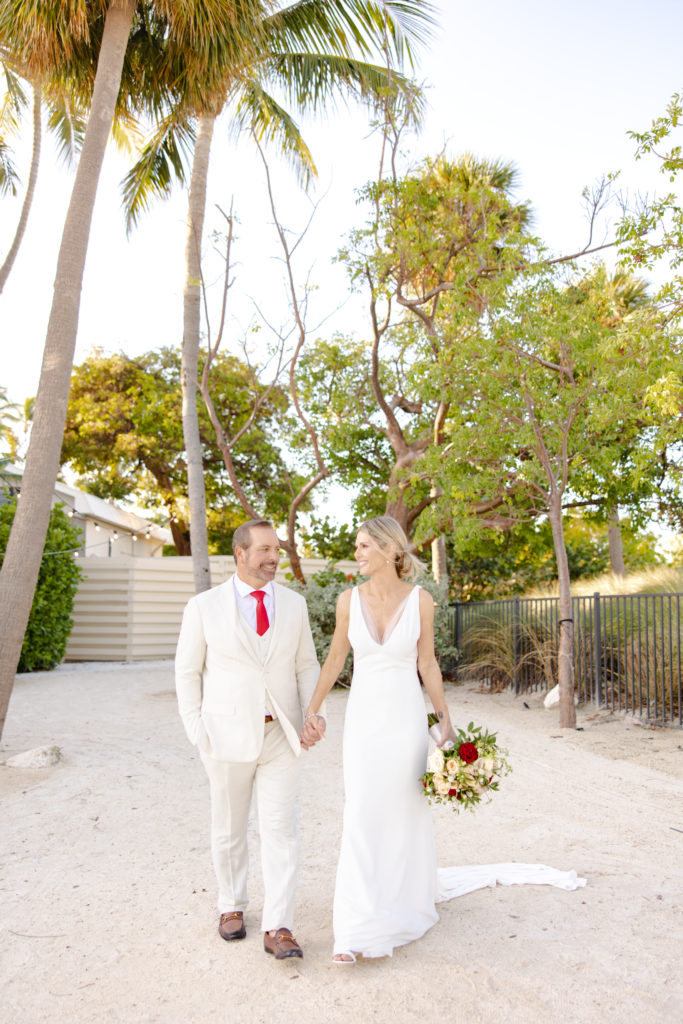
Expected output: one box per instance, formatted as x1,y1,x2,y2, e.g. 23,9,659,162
175,575,320,763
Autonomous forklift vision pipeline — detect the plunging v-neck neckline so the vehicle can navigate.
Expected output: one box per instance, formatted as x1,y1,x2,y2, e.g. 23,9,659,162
357,587,416,646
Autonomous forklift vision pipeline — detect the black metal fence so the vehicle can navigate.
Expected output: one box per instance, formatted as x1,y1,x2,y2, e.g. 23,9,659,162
451,592,683,726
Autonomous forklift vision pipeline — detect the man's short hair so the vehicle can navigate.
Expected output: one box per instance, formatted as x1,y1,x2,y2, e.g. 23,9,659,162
232,519,274,555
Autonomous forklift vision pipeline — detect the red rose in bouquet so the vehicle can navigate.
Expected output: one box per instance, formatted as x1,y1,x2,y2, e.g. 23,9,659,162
458,742,479,764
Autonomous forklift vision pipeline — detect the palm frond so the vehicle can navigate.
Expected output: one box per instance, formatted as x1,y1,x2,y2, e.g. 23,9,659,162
0,62,27,137
44,90,86,166
121,116,197,233
230,81,317,186
0,136,18,195
265,0,437,69
0,63,31,195
109,111,145,157
257,52,420,120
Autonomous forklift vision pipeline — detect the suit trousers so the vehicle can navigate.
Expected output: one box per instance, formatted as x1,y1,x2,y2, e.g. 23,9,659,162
200,719,300,931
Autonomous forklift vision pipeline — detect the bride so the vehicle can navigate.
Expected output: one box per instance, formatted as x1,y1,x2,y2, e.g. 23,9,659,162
302,515,455,962
302,515,586,964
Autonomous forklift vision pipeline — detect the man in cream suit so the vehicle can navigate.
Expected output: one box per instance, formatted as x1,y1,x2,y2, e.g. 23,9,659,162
175,519,322,960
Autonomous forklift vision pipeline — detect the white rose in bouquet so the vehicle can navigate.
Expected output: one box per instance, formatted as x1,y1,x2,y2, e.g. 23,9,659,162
434,775,450,795
427,748,445,773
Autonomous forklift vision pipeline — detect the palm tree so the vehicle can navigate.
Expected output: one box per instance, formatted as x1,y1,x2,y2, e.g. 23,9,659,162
0,62,42,294
0,57,101,293
121,0,436,592
0,0,277,739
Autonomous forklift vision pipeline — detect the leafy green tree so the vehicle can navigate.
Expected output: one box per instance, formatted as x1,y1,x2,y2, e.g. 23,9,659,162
294,335,392,522
424,261,670,727
302,514,358,561
616,95,683,535
61,348,291,555
557,264,670,576
618,91,683,316
447,514,662,603
324,149,531,561
0,499,82,671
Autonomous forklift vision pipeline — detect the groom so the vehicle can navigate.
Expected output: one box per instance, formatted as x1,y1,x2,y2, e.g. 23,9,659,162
175,519,321,959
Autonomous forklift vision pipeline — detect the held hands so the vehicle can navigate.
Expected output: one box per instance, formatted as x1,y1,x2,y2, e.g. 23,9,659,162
300,713,326,750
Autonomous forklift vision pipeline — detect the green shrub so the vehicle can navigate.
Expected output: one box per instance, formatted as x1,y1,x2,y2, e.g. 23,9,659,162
290,565,459,684
0,499,83,671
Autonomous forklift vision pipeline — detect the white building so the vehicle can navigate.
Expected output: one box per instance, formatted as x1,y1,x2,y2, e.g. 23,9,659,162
1,466,171,557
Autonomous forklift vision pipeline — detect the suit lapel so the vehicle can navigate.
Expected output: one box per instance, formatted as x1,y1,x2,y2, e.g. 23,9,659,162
263,582,291,664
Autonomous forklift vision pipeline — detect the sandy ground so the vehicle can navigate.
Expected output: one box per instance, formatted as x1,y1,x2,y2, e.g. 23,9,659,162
1,663,682,1024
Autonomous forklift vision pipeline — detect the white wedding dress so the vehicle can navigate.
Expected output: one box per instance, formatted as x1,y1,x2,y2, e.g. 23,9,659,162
332,586,585,959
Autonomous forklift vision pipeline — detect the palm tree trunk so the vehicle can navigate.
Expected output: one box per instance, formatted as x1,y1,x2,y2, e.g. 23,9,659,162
0,81,42,294
548,493,576,729
607,503,626,577
0,0,135,740
182,114,215,594
429,485,448,586
431,534,448,584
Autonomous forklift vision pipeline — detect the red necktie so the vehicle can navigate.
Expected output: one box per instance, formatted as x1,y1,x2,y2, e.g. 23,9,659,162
251,590,269,636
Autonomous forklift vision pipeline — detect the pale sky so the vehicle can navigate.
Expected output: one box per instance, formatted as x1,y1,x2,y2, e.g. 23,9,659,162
2,0,683,410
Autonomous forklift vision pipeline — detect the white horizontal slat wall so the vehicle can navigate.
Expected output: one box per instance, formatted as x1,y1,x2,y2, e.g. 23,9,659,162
65,556,358,662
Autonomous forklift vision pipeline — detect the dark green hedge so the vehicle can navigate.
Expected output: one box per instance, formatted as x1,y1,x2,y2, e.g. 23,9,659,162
0,498,83,671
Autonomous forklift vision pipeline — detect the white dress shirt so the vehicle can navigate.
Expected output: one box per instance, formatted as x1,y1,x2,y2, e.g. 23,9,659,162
233,575,276,718
233,575,275,632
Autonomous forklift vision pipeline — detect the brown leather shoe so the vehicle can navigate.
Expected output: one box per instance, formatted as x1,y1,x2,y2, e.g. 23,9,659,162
219,911,246,941
264,927,303,959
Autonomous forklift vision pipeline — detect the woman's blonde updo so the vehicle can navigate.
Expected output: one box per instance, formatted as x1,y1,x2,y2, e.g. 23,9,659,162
357,515,426,581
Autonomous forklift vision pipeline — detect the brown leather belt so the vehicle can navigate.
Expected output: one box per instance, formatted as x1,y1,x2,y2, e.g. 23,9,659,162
264,715,274,723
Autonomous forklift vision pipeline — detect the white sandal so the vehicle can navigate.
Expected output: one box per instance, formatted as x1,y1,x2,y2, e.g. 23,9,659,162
332,951,357,964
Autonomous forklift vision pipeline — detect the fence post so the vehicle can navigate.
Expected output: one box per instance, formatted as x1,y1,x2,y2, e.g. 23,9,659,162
593,592,602,706
512,595,520,694
454,602,462,654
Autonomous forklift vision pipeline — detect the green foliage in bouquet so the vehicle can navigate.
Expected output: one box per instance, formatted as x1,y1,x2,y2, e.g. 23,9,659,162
422,717,512,813
0,499,82,671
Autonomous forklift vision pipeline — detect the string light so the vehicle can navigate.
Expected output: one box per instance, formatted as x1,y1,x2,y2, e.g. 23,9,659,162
34,510,162,554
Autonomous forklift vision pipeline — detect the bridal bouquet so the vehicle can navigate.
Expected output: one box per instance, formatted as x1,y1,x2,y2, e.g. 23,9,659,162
421,716,512,814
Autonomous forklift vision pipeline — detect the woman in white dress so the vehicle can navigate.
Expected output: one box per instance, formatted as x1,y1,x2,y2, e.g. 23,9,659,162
303,516,455,963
